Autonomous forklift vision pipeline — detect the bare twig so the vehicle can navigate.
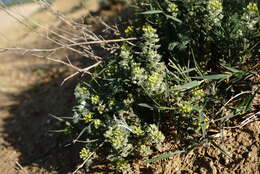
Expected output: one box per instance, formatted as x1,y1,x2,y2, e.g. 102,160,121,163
15,161,29,174
61,61,102,85
223,111,260,129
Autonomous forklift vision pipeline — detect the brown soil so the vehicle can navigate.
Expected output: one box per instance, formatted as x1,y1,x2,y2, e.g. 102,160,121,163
0,1,259,174
0,3,41,32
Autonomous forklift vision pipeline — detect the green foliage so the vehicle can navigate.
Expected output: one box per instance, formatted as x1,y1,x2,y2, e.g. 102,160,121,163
136,0,259,66
60,0,259,173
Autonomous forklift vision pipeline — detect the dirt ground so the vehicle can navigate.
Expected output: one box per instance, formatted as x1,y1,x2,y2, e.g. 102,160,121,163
0,1,259,174
0,3,41,32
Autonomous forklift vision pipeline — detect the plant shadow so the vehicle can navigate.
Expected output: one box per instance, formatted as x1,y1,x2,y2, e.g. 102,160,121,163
1,62,82,173
1,3,134,174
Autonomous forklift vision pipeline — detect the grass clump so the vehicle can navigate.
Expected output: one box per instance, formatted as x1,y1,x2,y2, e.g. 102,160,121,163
59,0,259,173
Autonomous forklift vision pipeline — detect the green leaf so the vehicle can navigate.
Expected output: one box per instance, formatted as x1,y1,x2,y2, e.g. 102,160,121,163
145,150,184,163
140,10,163,15
240,92,257,113
157,106,175,110
195,74,232,80
137,103,154,110
220,64,242,73
165,14,182,23
175,81,202,91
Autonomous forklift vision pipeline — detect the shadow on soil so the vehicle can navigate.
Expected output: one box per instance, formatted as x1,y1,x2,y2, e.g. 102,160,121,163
2,63,81,173
1,4,134,174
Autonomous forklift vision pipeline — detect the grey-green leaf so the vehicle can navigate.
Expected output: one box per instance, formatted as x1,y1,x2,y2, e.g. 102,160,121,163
140,10,163,15
175,81,202,91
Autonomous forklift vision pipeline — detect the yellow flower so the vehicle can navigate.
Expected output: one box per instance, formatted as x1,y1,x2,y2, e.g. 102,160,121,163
139,145,152,156
132,126,144,135
80,148,90,160
180,104,193,113
93,119,102,129
91,95,100,104
133,66,142,74
108,98,116,106
247,3,258,12
106,65,115,74
209,0,222,10
97,104,105,114
125,26,134,35
142,24,156,33
193,89,205,96
83,113,93,123
148,73,160,85
168,3,179,13
193,117,209,130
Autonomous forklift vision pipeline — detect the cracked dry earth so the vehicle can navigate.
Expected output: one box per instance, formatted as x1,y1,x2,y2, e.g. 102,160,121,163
0,2,259,174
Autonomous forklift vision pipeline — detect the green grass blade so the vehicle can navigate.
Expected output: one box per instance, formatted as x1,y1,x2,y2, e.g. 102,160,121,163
137,103,155,110
140,10,163,15
175,80,202,91
195,74,232,80
145,150,185,163
220,64,242,73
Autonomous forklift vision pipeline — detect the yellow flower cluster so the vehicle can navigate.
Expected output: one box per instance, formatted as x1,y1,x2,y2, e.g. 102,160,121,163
91,95,100,104
80,148,90,160
179,104,193,113
193,117,209,130
106,65,116,74
193,89,205,96
142,24,156,33
125,26,134,35
209,0,222,10
139,144,152,157
111,129,125,147
132,126,144,135
148,73,160,85
168,3,179,13
93,119,102,129
133,66,142,75
108,98,116,106
84,113,93,123
247,3,258,12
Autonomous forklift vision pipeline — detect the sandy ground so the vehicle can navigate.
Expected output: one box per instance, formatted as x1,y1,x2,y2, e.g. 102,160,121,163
0,1,99,173
0,3,41,32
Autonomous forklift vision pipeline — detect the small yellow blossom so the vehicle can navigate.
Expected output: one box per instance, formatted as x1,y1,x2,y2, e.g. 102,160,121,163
106,65,115,74
108,98,116,106
97,104,105,114
180,104,193,113
84,113,93,123
80,148,90,160
91,95,100,104
168,3,179,13
209,0,222,10
139,145,152,156
132,126,144,135
148,73,160,85
247,3,258,12
110,129,124,147
93,119,102,129
193,117,209,130
133,66,142,74
142,24,156,33
193,89,205,96
125,26,134,35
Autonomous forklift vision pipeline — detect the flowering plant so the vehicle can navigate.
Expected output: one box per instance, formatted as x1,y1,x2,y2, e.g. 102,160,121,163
61,0,259,173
